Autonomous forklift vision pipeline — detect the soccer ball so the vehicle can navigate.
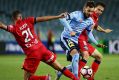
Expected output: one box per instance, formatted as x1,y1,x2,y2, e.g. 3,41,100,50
80,66,93,79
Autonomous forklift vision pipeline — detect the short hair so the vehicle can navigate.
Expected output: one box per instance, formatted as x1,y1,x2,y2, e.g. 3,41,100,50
96,2,106,8
84,0,95,8
12,10,21,19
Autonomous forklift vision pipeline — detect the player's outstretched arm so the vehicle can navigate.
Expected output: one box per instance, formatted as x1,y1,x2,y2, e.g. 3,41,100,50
95,25,112,33
0,22,7,30
36,13,67,22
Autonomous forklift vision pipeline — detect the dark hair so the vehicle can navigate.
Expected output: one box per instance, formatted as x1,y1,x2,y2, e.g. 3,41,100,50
96,2,106,8
84,0,95,8
12,10,21,19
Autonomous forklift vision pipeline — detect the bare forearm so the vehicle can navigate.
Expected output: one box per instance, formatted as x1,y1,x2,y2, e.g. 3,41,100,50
96,25,112,33
36,12,66,22
36,16,62,22
0,22,7,30
96,25,105,32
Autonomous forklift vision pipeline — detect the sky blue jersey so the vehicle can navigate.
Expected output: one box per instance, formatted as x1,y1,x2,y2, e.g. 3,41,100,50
60,11,95,44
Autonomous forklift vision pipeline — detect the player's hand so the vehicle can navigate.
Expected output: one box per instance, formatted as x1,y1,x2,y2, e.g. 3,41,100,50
96,44,107,48
0,22,7,30
58,12,68,18
104,29,112,33
70,31,76,36
0,22,3,28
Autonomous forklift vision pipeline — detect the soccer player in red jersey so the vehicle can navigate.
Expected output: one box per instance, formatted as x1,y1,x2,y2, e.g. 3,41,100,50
0,10,78,80
78,2,112,80
91,2,112,33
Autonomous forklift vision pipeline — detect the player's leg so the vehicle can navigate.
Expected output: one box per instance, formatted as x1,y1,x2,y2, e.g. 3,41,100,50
22,52,51,80
78,40,91,79
24,70,31,80
70,48,80,77
50,60,78,80
78,51,89,79
24,70,51,80
88,49,102,80
60,37,80,78
43,47,78,80
55,63,72,80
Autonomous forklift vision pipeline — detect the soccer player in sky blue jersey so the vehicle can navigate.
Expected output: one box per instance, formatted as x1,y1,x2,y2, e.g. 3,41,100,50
56,1,96,80
56,1,109,80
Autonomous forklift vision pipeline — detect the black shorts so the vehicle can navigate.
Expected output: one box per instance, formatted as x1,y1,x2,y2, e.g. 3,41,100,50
60,37,79,61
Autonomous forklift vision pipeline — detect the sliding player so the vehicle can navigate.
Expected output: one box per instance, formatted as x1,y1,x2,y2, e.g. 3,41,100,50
0,10,78,80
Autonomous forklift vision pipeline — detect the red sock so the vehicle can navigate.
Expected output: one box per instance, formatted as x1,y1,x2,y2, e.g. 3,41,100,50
61,67,78,80
88,60,101,80
78,59,87,79
29,75,47,80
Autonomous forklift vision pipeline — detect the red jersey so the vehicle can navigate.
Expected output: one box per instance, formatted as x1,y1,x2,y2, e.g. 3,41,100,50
91,12,99,27
7,17,42,55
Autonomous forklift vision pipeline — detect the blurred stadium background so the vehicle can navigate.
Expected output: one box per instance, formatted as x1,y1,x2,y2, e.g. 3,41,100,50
0,0,119,80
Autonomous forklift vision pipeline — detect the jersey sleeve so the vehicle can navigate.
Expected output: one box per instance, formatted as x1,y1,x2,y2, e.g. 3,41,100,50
68,11,82,21
85,17,94,27
7,25,15,33
87,30,98,45
78,17,94,33
27,17,36,24
83,17,94,30
59,18,73,31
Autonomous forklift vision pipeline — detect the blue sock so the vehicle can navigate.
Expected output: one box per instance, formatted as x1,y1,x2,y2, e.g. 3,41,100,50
56,71,62,80
71,53,79,78
66,64,72,72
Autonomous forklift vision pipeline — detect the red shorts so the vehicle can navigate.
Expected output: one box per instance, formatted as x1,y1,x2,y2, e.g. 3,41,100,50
22,45,56,73
78,40,95,56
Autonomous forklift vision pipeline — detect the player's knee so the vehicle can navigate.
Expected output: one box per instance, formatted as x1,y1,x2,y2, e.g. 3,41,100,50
24,70,33,80
72,53,79,61
99,53,103,61
95,53,103,61
82,51,89,60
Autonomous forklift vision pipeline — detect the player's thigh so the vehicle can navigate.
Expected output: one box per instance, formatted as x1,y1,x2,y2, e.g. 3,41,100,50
23,57,41,74
42,46,57,65
42,48,63,71
91,49,103,60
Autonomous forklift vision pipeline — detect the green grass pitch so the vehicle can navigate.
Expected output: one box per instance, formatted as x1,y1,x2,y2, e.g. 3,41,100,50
0,54,119,80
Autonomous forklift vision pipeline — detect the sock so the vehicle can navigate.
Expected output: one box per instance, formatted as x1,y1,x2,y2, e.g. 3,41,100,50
78,59,87,79
61,67,78,80
88,60,101,80
91,60,101,79
29,75,47,80
66,64,72,71
71,53,79,78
